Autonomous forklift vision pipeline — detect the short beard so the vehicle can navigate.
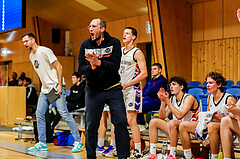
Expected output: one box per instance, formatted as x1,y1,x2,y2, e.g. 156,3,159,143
92,32,101,42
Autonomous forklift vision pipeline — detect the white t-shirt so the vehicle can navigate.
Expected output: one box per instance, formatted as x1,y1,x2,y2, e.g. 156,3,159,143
29,46,65,94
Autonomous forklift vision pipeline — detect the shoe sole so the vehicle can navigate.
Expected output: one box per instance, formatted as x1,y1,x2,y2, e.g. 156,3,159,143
28,148,47,151
71,146,84,153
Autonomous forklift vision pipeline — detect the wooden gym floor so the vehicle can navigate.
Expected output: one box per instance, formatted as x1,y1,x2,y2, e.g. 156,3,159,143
0,128,240,159
0,130,117,159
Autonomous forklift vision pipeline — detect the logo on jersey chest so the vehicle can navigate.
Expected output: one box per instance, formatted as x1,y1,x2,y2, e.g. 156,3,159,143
34,60,39,69
85,46,113,58
73,90,78,93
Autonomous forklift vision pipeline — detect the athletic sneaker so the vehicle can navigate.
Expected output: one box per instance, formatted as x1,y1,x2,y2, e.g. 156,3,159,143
71,141,84,153
130,149,143,158
28,142,47,151
140,151,156,159
102,145,117,157
166,154,176,159
96,145,105,153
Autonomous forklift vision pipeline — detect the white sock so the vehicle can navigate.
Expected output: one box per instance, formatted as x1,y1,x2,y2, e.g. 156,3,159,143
97,138,104,147
224,158,231,159
184,149,192,159
135,142,141,152
170,146,177,157
212,154,218,159
39,142,46,146
150,143,157,155
110,139,116,147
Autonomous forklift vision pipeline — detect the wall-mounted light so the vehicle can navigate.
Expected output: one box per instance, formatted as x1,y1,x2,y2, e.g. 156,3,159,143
1,48,8,56
146,21,151,34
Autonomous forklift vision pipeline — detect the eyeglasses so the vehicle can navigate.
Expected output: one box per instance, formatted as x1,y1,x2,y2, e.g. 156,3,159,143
22,38,32,44
87,25,100,30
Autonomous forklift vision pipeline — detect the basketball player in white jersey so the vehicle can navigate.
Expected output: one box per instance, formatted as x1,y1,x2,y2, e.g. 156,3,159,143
141,76,199,159
217,9,240,159
220,100,240,159
119,27,148,158
179,72,236,159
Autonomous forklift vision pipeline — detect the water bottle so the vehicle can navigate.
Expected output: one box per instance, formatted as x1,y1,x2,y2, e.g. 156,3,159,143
209,150,212,159
18,123,22,139
162,141,168,158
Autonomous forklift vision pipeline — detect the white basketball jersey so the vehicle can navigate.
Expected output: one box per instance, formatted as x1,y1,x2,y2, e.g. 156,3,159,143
171,93,192,121
208,93,230,119
119,47,140,84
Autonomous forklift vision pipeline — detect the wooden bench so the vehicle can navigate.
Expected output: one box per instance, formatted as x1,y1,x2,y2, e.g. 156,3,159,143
70,108,85,128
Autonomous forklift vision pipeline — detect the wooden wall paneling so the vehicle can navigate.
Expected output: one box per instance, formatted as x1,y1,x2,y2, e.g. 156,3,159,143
233,38,238,82
223,0,240,38
0,87,7,125
202,41,207,81
221,39,226,77
106,21,114,38
203,0,223,40
113,19,126,46
205,41,210,73
193,37,240,83
229,39,234,80
158,0,192,82
70,27,89,72
37,17,65,56
57,56,75,90
8,87,26,126
138,14,151,43
225,39,230,79
192,43,197,81
193,3,204,41
147,0,166,77
216,40,223,73
126,16,140,43
238,38,240,81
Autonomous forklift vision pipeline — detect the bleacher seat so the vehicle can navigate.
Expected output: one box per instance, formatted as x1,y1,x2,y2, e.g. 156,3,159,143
223,80,234,91
199,94,208,112
188,81,201,89
70,108,85,128
188,88,203,103
232,81,240,88
199,81,207,94
226,88,240,100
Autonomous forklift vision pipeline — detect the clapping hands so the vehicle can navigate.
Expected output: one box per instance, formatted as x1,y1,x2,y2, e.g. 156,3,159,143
157,88,169,103
85,52,101,70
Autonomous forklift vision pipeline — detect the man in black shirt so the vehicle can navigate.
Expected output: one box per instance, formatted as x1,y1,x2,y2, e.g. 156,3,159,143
78,18,130,159
66,72,86,111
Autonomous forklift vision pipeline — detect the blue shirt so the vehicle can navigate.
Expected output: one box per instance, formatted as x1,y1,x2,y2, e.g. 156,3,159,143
142,75,167,99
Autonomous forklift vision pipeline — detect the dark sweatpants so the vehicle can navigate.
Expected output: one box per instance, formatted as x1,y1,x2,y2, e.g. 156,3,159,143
85,85,130,159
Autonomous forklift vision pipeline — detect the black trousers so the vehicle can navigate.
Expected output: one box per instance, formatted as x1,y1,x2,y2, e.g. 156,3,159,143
85,85,130,159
